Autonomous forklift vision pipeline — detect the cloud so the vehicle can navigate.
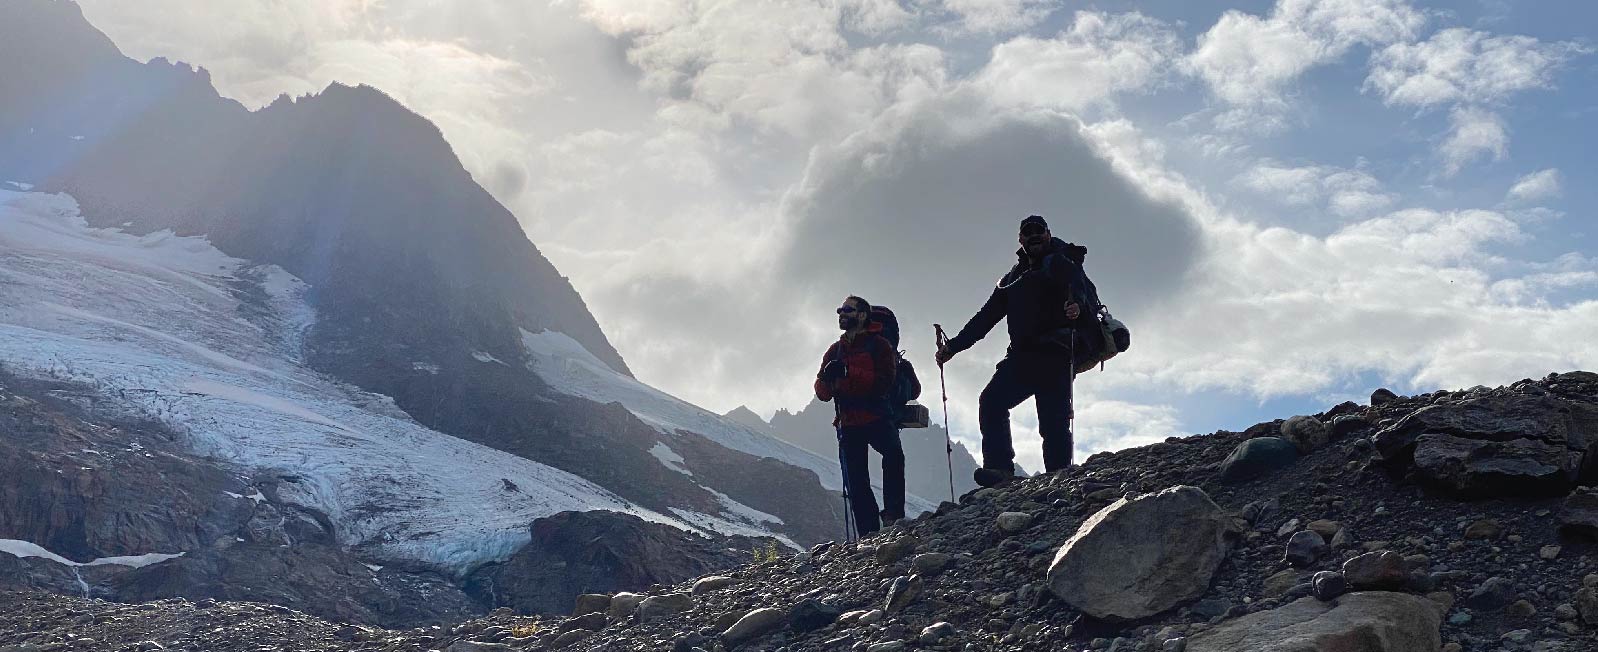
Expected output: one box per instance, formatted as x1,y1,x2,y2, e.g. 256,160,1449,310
1365,27,1589,108
1364,27,1587,176
1506,168,1563,204
1438,106,1508,175
937,0,1056,35
1185,0,1425,129
1234,160,1396,218
974,11,1182,113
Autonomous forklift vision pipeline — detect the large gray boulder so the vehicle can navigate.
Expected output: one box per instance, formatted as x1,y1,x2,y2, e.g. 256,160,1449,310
1187,592,1443,652
1372,395,1591,464
1047,486,1240,621
1411,434,1580,497
1219,437,1299,483
1371,394,1598,497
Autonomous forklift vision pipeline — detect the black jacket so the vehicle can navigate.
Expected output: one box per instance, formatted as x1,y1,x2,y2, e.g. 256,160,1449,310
946,238,1101,360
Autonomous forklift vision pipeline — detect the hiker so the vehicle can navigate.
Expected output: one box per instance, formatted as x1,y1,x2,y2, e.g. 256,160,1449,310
935,215,1100,487
815,295,906,538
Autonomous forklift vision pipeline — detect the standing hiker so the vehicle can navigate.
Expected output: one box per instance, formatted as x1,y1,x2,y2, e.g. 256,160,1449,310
815,295,906,538
935,215,1101,487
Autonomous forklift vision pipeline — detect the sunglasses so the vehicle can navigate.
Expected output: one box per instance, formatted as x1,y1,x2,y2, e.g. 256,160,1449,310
1020,225,1047,237
836,306,859,314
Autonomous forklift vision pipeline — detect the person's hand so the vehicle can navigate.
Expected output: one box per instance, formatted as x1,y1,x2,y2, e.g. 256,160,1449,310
935,346,955,366
1065,302,1081,320
819,360,847,382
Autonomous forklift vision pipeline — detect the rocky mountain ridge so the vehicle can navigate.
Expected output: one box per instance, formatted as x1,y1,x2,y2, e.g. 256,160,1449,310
0,0,858,627
6,371,1598,651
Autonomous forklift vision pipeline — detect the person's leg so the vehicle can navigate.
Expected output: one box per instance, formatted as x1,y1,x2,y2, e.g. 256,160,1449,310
978,357,1035,474
1034,362,1075,473
839,425,882,537
867,420,906,521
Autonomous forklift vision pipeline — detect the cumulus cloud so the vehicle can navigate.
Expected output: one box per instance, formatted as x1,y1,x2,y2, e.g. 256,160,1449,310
1365,27,1589,108
1234,160,1396,218
1439,106,1508,176
1506,168,1563,204
974,11,1182,113
1364,27,1587,176
1185,0,1425,129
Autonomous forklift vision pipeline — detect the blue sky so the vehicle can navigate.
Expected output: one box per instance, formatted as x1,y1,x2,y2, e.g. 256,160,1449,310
76,0,1597,470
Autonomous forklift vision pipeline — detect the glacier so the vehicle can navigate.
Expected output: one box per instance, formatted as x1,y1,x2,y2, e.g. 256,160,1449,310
0,189,797,576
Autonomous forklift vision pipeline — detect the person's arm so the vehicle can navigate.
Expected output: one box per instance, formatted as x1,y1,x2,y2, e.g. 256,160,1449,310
814,343,838,402
945,285,1007,354
903,359,922,401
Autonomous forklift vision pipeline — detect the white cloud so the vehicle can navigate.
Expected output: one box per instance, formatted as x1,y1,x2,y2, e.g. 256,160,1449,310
938,0,1055,35
1364,27,1587,176
1365,27,1589,108
1439,106,1508,176
1506,168,1563,204
1234,160,1396,217
975,11,1182,113
1185,0,1425,128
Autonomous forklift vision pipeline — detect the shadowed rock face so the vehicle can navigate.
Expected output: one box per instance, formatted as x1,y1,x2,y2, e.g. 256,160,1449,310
463,511,771,616
1373,392,1598,497
0,374,477,627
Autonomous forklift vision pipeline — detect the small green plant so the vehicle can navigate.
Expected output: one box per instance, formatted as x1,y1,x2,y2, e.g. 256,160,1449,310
765,541,780,562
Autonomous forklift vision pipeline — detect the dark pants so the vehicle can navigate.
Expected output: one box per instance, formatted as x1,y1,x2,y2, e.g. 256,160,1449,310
978,354,1074,474
837,418,905,538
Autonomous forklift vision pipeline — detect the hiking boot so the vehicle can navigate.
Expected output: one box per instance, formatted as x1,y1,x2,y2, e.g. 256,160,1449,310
879,510,905,526
973,467,1016,488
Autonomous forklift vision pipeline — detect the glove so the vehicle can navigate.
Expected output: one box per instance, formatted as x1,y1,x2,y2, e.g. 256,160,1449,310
819,360,847,382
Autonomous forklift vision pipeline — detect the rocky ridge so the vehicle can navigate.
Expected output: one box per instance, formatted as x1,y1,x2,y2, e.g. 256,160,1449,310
5,371,1598,651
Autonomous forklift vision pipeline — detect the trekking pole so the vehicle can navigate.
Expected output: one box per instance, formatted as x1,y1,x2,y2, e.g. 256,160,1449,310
836,426,855,543
933,324,956,503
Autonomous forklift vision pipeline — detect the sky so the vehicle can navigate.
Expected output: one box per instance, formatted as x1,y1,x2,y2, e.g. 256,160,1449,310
75,0,1598,472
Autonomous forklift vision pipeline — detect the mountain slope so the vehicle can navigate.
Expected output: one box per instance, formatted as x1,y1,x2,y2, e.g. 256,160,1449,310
8,373,1598,651
0,0,871,621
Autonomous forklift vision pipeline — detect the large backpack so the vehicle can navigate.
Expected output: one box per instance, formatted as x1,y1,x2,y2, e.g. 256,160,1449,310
869,305,928,428
1056,244,1131,374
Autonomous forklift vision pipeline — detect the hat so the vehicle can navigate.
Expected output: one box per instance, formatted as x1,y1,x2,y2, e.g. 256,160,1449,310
1019,215,1048,231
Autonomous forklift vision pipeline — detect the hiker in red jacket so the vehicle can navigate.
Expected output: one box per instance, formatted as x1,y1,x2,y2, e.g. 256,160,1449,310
815,295,905,538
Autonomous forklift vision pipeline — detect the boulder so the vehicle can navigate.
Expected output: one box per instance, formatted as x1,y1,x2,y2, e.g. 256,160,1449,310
1312,572,1347,601
1187,592,1442,652
691,576,736,596
1342,552,1407,589
1410,434,1580,497
1284,531,1327,568
1558,487,1598,537
875,537,918,564
721,608,785,645
1281,416,1329,454
1219,438,1299,483
607,593,644,620
910,553,952,576
1370,388,1399,405
996,512,1034,535
572,594,610,616
636,593,692,622
1371,394,1592,469
557,612,606,633
1329,415,1370,440
1047,486,1240,621
884,575,923,613
787,599,842,633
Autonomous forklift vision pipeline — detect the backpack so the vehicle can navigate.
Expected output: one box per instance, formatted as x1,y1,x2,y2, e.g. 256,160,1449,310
869,305,929,428
1057,244,1132,374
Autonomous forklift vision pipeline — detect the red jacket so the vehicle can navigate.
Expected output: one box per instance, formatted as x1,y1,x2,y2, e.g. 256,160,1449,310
815,324,898,427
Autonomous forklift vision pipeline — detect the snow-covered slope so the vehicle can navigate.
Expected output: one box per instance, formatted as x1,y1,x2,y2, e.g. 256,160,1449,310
521,329,938,515
0,190,725,575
